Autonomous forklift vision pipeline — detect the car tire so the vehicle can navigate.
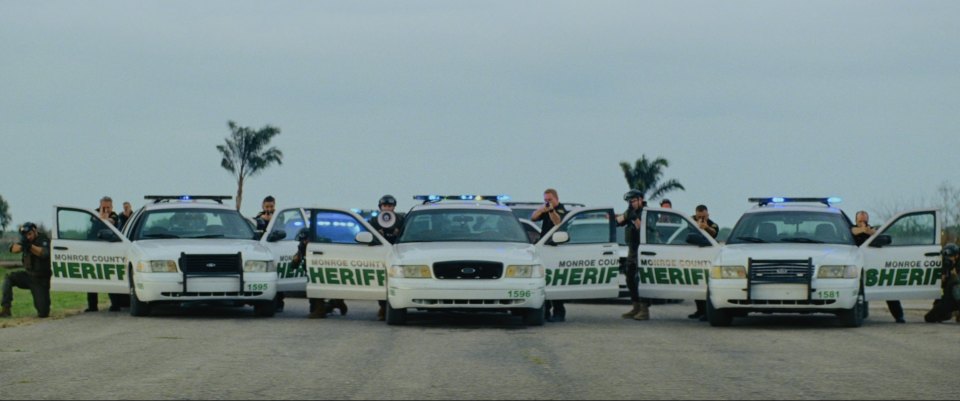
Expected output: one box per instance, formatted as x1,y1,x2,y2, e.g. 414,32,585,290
523,304,545,326
129,285,151,317
706,291,733,327
385,301,406,326
838,281,865,328
254,301,276,318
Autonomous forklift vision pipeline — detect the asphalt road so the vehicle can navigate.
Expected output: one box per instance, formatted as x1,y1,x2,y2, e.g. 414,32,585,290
0,299,955,400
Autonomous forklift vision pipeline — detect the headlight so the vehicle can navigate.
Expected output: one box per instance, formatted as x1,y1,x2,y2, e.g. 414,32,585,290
817,265,859,279
506,264,544,278
244,260,275,273
389,265,432,278
710,265,746,279
137,260,177,273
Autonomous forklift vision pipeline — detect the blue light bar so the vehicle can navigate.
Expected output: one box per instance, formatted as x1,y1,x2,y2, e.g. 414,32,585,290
749,197,841,207
350,208,362,214
413,194,510,204
772,197,785,203
180,195,192,201
827,197,843,204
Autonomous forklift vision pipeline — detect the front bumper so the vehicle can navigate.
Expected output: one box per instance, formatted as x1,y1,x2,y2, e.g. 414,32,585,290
709,279,859,311
133,272,277,302
388,278,545,310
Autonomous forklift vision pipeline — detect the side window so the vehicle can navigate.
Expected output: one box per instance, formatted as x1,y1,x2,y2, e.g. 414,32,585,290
880,212,936,247
274,209,306,242
646,211,696,246
58,209,108,241
559,210,614,245
312,211,370,245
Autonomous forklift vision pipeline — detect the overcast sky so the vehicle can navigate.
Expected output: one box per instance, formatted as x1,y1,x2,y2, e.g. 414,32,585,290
2,1,958,230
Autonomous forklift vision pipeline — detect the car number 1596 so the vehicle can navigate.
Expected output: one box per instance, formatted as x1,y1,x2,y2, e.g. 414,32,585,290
508,290,531,298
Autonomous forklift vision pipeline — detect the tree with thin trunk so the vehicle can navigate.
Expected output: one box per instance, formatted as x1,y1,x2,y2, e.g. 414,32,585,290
217,121,283,211
0,194,11,233
619,155,685,201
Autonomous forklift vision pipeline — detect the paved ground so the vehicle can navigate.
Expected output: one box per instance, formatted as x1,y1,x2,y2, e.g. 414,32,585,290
0,298,956,400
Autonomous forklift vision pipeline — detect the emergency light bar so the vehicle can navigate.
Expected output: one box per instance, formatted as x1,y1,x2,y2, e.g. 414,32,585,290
414,194,511,204
749,197,842,207
145,195,233,204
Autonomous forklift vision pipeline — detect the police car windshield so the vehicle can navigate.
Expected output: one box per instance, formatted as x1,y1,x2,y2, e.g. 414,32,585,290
398,209,528,243
726,211,855,245
133,208,256,240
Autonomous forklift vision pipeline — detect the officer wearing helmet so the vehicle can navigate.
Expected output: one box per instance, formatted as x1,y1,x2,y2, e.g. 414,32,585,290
616,189,651,321
925,243,960,323
368,194,405,320
1,222,52,318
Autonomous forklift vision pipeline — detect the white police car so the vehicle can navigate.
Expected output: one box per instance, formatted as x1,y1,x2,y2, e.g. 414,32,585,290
702,197,942,327
51,196,279,317
300,195,620,326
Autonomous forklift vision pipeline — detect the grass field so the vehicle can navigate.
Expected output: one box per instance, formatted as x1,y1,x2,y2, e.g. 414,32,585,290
0,267,92,328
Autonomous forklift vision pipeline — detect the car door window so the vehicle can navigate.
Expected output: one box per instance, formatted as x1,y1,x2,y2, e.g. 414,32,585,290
558,210,614,244
880,212,937,247
58,209,110,241
645,211,697,245
273,209,306,241
312,211,371,245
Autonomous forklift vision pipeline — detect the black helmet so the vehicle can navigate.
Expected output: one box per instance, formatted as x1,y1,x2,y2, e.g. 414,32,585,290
944,243,960,257
295,227,310,242
379,194,397,206
623,189,644,201
18,222,36,235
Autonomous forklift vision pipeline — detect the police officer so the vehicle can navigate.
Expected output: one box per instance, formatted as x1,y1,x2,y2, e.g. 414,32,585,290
1,222,52,318
290,228,338,319
368,194,404,320
87,196,124,312
531,188,569,322
925,243,960,323
852,211,905,323
617,190,650,321
688,204,719,321
253,195,276,238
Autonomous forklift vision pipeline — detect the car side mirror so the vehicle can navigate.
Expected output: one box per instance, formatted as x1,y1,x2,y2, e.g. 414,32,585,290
97,229,121,243
267,230,287,242
869,235,892,248
355,232,374,244
550,231,570,245
686,232,711,247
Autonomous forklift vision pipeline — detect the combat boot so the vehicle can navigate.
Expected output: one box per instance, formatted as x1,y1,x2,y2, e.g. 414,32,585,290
308,299,328,319
0,305,11,317
332,299,348,316
377,305,386,321
621,302,641,319
633,303,650,321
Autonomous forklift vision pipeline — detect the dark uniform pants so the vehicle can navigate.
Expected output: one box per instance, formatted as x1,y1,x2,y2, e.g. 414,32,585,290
625,247,641,303
2,271,51,318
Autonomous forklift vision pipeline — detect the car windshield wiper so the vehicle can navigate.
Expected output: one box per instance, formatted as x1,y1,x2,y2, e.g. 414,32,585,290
781,237,823,244
735,236,766,243
192,234,226,239
142,233,180,239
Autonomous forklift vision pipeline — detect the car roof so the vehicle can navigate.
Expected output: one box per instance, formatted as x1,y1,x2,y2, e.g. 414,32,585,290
743,204,844,215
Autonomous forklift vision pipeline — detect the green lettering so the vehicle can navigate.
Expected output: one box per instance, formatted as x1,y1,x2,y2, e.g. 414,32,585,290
668,268,684,285
605,266,619,284
569,268,583,286
115,264,125,281
340,268,356,285
95,263,104,280
100,264,111,280
691,269,706,286
376,269,386,287
81,263,96,279
908,268,925,286
53,262,68,278
878,269,895,286
362,269,376,286
68,262,81,279
654,268,669,284
325,268,340,285
552,268,569,286
682,268,692,285
637,267,655,284
894,269,909,286
583,267,598,285
309,268,325,284
865,269,878,287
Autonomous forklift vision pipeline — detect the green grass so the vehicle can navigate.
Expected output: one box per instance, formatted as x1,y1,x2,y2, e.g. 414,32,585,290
1,267,91,327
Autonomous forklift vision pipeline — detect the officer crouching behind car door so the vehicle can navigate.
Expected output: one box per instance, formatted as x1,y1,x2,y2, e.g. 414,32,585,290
291,228,347,319
1,223,52,318
368,194,404,321
925,243,960,323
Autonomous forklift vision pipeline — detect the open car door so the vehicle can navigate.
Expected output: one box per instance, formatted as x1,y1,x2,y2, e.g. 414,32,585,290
862,208,942,301
50,206,129,294
635,207,720,301
538,207,620,300
261,207,309,294
304,208,391,300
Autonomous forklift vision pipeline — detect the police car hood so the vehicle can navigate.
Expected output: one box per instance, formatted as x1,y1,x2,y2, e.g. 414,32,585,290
717,244,861,266
393,242,537,265
132,239,274,261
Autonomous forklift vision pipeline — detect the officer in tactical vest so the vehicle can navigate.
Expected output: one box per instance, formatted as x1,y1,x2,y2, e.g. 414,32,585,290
368,194,404,320
925,243,960,323
1,222,52,318
617,190,651,321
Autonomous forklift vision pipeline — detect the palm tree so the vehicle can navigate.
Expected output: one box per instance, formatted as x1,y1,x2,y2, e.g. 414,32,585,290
619,155,685,201
0,195,10,233
217,121,283,211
